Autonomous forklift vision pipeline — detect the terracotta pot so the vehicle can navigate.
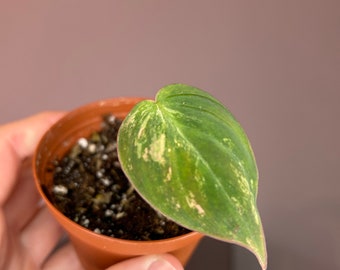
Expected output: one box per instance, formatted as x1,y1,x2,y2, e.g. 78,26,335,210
33,98,203,270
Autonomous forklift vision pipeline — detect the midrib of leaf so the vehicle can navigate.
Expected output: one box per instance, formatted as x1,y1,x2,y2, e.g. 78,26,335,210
156,102,266,269
156,103,233,202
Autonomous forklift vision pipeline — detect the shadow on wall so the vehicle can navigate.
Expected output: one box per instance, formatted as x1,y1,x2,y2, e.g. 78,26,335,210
186,237,231,269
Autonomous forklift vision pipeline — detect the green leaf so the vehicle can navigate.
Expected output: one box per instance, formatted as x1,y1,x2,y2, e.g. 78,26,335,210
117,84,267,269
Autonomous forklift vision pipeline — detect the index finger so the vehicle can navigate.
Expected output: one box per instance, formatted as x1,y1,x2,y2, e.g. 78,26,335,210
0,111,64,204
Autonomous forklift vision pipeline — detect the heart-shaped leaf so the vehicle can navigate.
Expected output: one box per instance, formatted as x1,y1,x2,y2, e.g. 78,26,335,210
117,84,267,269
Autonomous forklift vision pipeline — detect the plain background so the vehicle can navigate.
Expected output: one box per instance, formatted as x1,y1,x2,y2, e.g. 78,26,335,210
0,1,339,269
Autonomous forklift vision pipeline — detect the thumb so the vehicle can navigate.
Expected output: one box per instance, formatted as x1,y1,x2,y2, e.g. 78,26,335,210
106,254,184,270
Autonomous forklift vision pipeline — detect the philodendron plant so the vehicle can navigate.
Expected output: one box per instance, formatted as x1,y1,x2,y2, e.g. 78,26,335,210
117,83,267,269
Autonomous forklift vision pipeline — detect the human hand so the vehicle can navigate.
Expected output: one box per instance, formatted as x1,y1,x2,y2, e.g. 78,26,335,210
0,112,183,270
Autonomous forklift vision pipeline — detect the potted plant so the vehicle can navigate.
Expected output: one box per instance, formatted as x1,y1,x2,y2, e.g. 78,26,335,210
33,83,267,270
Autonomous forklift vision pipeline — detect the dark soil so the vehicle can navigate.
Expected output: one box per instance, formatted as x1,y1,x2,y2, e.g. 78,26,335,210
45,114,190,241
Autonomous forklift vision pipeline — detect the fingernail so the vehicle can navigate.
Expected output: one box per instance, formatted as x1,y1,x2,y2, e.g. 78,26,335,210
148,258,177,270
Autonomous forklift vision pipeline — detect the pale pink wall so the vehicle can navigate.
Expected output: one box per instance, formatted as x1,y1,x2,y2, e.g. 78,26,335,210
1,1,339,269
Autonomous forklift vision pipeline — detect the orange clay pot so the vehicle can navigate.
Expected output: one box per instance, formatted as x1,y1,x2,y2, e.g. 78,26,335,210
33,98,203,270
